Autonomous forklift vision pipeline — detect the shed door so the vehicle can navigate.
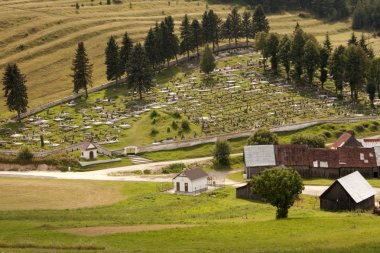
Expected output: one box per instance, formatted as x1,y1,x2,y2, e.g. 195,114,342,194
185,183,188,192
176,182,180,192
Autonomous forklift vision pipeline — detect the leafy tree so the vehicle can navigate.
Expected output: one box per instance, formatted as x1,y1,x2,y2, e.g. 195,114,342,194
126,43,154,100
200,45,216,75
229,7,241,45
190,19,202,57
330,45,347,97
119,32,133,76
213,139,231,166
252,5,269,37
304,40,320,84
222,16,233,46
345,45,368,100
291,26,306,80
105,36,120,81
247,128,278,145
241,11,251,45
72,42,93,99
180,14,192,60
2,64,28,121
278,35,292,79
291,134,326,148
251,167,304,219
266,33,280,73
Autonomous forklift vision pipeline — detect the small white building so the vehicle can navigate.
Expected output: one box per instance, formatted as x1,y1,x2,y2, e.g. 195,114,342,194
80,142,98,160
173,167,208,194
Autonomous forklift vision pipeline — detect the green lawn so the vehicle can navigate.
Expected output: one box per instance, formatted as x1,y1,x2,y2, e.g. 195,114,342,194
1,179,380,252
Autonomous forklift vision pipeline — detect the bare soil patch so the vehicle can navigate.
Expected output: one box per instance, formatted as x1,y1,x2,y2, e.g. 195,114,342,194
59,224,199,236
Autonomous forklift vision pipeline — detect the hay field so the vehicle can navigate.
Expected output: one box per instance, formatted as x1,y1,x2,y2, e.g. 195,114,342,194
0,0,379,118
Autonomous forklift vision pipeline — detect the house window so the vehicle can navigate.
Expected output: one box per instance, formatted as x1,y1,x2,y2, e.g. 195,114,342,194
370,153,374,157
320,161,328,168
360,153,365,160
313,161,318,167
364,160,369,164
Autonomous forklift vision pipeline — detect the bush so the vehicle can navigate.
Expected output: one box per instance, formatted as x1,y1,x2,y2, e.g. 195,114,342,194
213,139,231,167
181,120,190,132
162,163,186,174
17,146,34,162
247,128,278,145
171,121,178,130
143,169,151,174
322,131,332,138
291,134,326,148
150,110,159,119
370,125,379,131
372,121,380,126
150,128,159,136
355,125,365,132
172,111,181,119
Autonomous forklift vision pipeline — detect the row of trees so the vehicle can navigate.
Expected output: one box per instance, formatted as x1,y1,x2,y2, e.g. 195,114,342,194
352,0,380,31
257,24,380,103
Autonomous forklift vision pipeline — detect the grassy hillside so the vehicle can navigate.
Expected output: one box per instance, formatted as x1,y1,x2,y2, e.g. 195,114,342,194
0,1,379,119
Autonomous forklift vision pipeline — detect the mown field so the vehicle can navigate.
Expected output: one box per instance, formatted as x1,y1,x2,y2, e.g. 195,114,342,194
0,0,379,119
0,178,380,252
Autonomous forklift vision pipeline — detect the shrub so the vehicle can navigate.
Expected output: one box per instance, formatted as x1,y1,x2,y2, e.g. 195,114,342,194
247,128,278,145
172,111,181,119
17,146,34,162
370,125,379,131
150,128,159,136
322,131,332,138
181,120,190,132
162,163,186,174
150,110,159,119
291,134,325,148
151,118,156,125
167,127,171,133
372,121,380,126
355,125,365,132
171,121,178,130
213,139,231,167
363,123,369,128
143,169,151,174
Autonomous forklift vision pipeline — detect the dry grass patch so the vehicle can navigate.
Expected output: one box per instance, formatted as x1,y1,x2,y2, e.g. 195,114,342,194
59,224,199,236
0,178,125,210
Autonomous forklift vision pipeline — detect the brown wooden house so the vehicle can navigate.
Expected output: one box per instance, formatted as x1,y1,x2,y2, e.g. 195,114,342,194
320,171,375,211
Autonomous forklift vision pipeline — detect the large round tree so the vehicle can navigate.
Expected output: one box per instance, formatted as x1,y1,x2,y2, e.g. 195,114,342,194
247,128,278,145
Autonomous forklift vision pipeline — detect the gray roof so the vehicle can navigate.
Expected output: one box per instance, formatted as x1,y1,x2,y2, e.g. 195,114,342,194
244,145,276,167
337,171,375,203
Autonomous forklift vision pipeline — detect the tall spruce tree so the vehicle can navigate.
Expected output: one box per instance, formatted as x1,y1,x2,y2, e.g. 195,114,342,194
105,36,120,81
348,32,358,46
180,14,192,60
304,40,320,84
279,35,292,79
291,26,306,80
119,32,133,77
345,45,368,100
229,7,241,45
329,45,347,97
144,28,157,69
359,33,374,58
2,64,28,121
72,42,93,99
252,4,269,37
266,33,280,74
201,11,212,46
190,19,202,57
323,32,332,53
200,45,216,75
241,11,251,45
319,47,329,89
222,16,233,46
164,16,179,64
127,43,154,100
368,58,380,99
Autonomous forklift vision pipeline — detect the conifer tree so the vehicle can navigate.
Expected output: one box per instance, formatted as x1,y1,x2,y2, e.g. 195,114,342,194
127,43,154,100
72,42,93,99
359,33,374,58
180,14,192,60
323,32,332,53
304,40,320,84
278,35,292,79
241,11,251,45
200,45,216,75
222,16,233,46
348,32,358,46
105,36,120,81
144,28,157,69
329,45,347,97
191,19,202,57
229,7,241,45
319,47,329,89
266,33,280,74
346,45,368,100
291,26,306,80
368,58,380,99
119,32,133,76
164,16,179,64
252,5,269,37
2,64,28,121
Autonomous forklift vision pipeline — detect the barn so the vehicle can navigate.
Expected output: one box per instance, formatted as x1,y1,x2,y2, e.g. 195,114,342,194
320,171,375,211
173,167,208,195
80,142,98,160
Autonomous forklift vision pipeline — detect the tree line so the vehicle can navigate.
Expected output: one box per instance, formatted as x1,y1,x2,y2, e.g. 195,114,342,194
352,0,380,31
256,25,380,105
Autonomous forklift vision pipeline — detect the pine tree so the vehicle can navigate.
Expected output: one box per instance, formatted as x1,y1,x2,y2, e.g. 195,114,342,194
278,35,292,79
304,40,320,84
72,42,93,99
241,11,251,45
329,45,347,97
323,32,332,53
200,45,216,75
252,4,269,37
266,33,280,74
348,32,358,46
180,14,192,60
319,47,329,89
190,19,202,57
144,28,157,69
291,27,306,80
222,16,233,46
359,33,374,58
368,58,380,99
127,43,154,100
201,11,212,46
154,22,165,66
345,45,368,100
2,64,28,121
105,36,120,81
119,32,133,77
164,16,179,64
229,7,241,45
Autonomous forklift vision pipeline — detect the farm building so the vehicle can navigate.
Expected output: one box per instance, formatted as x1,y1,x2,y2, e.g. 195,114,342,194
330,131,363,150
80,142,98,160
320,171,375,211
173,167,208,195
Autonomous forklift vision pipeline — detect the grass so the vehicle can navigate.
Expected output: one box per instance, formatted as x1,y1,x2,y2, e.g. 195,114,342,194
0,0,379,119
76,157,133,171
1,178,380,252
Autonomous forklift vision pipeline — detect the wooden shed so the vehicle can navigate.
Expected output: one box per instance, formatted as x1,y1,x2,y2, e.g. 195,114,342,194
320,171,375,211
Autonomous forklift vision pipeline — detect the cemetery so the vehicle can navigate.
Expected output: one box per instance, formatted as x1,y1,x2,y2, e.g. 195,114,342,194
0,48,375,155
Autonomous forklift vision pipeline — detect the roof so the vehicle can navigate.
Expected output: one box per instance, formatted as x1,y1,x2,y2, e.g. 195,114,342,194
337,147,377,168
244,145,276,167
173,167,208,181
358,138,380,148
331,132,354,149
81,142,97,151
309,148,339,168
336,171,375,203
275,145,309,166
